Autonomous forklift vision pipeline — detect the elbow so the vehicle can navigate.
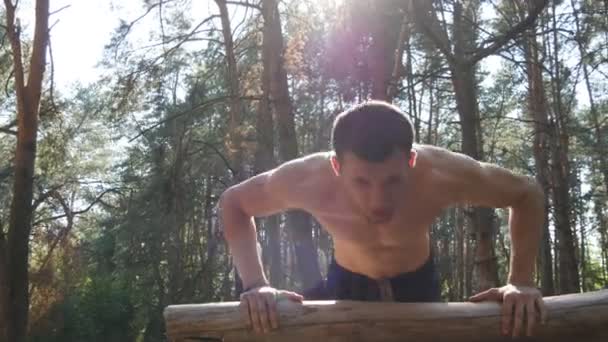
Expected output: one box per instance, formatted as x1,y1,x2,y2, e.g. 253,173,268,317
217,187,249,239
218,187,238,235
218,186,236,212
518,177,545,212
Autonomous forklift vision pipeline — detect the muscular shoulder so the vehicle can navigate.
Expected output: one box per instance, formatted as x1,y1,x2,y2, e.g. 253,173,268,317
270,152,332,181
266,152,335,206
414,144,485,202
415,144,479,176
415,144,540,208
223,152,334,218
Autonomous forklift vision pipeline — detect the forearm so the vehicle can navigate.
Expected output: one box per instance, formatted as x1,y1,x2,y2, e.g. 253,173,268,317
508,188,545,285
220,193,268,289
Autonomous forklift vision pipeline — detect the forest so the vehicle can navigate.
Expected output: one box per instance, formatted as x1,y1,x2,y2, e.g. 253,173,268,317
0,0,607,341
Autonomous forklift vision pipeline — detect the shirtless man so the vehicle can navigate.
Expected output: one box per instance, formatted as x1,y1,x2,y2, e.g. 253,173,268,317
220,101,547,338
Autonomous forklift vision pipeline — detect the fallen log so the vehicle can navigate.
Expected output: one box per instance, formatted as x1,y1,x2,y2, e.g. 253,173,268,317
164,289,608,341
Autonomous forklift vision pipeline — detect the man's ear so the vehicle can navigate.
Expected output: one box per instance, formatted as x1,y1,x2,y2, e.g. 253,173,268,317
409,149,418,168
330,155,341,176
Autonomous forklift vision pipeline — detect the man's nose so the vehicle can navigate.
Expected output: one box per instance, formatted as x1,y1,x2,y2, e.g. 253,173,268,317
369,186,390,206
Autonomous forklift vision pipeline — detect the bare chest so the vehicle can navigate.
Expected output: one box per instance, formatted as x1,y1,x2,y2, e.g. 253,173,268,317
308,192,443,247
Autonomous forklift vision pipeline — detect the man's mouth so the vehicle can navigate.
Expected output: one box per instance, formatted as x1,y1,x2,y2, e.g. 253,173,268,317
370,210,392,222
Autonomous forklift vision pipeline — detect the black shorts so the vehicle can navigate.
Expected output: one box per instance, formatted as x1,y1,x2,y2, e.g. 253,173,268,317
304,255,441,302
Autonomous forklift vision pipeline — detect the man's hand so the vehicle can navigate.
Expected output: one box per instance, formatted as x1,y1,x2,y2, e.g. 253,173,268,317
469,284,547,338
240,286,304,334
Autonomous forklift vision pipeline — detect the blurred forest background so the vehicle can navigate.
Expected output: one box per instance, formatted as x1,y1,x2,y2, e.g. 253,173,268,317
0,0,607,341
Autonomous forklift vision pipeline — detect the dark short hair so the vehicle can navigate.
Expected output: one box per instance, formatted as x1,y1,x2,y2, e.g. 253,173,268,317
331,101,415,162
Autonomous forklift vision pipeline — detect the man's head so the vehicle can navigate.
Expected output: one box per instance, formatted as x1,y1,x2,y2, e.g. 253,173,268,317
330,101,416,224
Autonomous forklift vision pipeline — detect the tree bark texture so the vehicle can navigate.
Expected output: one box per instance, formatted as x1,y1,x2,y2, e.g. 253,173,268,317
2,1,50,341
262,0,322,290
164,290,608,342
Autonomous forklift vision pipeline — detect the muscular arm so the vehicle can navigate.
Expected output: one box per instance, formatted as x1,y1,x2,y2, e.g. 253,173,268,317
436,148,545,285
219,157,312,290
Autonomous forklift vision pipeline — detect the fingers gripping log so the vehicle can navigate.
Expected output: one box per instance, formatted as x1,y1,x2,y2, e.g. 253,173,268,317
164,290,608,342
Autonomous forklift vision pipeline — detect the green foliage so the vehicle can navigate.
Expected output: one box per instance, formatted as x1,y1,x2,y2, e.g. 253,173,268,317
582,258,608,291
29,277,135,342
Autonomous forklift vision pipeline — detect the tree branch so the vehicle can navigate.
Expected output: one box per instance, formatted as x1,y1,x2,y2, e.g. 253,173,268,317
29,188,118,297
110,1,172,59
4,67,14,97
152,14,220,60
121,14,220,85
47,23,58,115
0,119,17,135
225,0,261,11
32,188,120,226
470,0,549,65
408,0,455,64
4,0,26,103
49,4,70,16
159,0,167,52
32,184,65,213
128,95,261,142
0,127,17,135
0,117,17,135
193,140,236,177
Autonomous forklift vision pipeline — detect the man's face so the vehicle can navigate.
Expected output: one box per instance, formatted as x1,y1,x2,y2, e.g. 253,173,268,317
332,150,412,224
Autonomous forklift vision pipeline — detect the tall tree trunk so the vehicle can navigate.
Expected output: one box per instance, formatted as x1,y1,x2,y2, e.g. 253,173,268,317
262,0,321,290
521,0,554,295
369,22,391,100
387,12,411,102
574,0,608,283
255,11,282,288
455,208,465,300
166,117,187,304
553,230,560,292
0,229,6,341
579,213,587,292
405,34,420,137
147,237,167,342
365,0,404,101
216,0,248,296
216,0,245,181
594,197,608,281
572,164,586,291
440,209,454,301
2,1,49,341
452,1,499,291
205,177,218,267
369,33,391,101
451,63,499,291
465,221,474,298
571,0,608,200
426,76,435,145
548,0,579,294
